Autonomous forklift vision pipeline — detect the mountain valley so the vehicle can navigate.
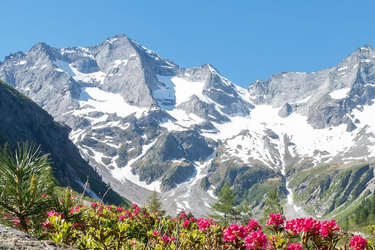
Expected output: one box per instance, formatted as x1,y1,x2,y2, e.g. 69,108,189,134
1,34,375,219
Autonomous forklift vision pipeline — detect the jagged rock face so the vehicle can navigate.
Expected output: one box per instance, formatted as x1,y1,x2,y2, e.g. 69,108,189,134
0,44,80,118
278,103,293,118
179,95,231,123
2,36,375,218
289,163,375,217
0,80,128,205
89,35,159,108
248,45,375,130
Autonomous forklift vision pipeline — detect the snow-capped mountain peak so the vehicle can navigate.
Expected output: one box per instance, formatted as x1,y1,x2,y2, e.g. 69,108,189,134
1,35,375,218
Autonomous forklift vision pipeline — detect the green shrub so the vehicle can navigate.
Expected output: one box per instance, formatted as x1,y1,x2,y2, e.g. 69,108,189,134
0,141,55,233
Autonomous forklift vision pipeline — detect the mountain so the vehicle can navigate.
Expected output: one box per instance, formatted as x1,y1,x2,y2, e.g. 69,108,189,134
1,34,375,219
0,79,130,206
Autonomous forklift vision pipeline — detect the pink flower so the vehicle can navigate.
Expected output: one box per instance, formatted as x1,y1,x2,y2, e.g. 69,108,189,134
91,202,98,208
106,205,113,211
47,210,65,219
285,217,321,235
196,218,216,231
246,219,262,232
130,239,138,246
350,235,367,250
116,207,124,212
266,213,284,227
132,204,138,208
11,217,21,228
42,221,52,229
189,217,196,222
41,193,46,198
70,205,86,214
119,215,126,221
287,243,303,250
180,212,187,218
3,213,13,220
244,229,268,250
183,220,190,228
153,231,161,236
223,223,247,242
161,236,175,242
320,219,340,238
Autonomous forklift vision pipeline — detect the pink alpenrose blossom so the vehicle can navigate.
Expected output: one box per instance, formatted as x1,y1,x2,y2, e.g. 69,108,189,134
350,235,367,250
223,223,247,242
266,213,284,227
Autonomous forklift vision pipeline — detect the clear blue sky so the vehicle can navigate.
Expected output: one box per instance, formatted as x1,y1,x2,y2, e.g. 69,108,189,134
1,0,375,88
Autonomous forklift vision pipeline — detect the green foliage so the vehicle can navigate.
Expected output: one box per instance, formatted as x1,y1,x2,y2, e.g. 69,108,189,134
244,177,285,207
43,204,161,249
290,162,374,217
262,189,283,223
211,183,236,226
210,183,252,226
40,198,375,250
210,162,284,207
147,190,165,216
53,187,84,224
353,192,375,225
0,141,55,233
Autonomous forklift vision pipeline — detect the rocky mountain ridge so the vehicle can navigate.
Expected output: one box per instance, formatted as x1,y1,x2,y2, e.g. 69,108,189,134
0,79,129,206
1,34,375,218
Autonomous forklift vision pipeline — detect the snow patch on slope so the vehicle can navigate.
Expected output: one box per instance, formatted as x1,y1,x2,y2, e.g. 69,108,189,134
160,109,204,132
53,60,76,75
53,59,106,85
352,104,375,157
153,75,176,110
111,140,161,192
157,75,205,107
174,155,213,212
204,105,358,165
329,88,350,99
224,132,277,168
73,87,147,118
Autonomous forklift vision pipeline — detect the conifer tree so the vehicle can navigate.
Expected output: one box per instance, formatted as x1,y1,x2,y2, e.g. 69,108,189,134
211,183,240,226
262,189,283,222
147,190,165,216
0,142,55,233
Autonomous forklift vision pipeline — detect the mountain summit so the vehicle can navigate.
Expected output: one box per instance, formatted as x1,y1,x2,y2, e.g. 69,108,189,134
1,36,375,218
